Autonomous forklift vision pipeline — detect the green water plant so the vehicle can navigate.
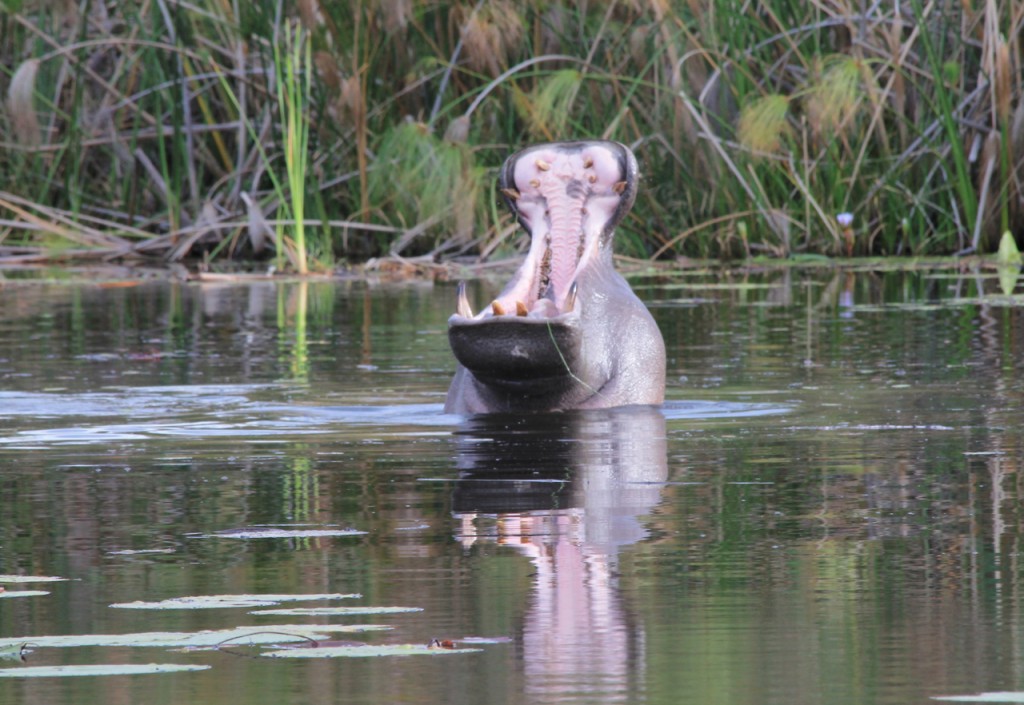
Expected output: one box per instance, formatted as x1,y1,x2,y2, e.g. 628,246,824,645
0,624,388,649
110,593,360,609
274,21,313,273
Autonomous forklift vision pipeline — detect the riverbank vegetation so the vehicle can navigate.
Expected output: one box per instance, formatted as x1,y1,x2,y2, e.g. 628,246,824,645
1,1,1022,270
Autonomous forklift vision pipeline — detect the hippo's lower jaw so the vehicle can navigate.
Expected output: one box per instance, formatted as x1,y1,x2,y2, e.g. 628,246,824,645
448,297,583,399
445,140,665,414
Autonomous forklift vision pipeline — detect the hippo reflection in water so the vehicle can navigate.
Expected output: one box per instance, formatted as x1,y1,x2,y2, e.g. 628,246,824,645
445,140,666,414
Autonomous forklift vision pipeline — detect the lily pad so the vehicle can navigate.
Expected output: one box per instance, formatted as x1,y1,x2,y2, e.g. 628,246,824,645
199,527,366,539
251,606,423,616
0,644,28,662
111,593,360,610
458,636,513,644
0,575,67,583
0,663,210,678
0,591,49,599
933,694,1024,703
0,624,390,650
263,644,481,658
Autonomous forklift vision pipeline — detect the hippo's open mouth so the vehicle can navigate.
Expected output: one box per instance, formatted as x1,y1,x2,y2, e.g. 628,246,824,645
451,141,638,324
445,140,662,413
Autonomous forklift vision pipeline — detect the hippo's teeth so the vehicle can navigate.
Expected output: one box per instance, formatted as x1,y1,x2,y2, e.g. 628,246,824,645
500,187,520,201
613,180,628,194
516,301,528,317
565,281,578,313
529,178,541,188
536,159,551,171
456,281,473,318
588,173,597,183
583,157,594,168
491,301,506,316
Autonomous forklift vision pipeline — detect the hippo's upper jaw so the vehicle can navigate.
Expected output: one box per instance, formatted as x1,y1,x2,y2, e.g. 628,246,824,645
445,140,665,414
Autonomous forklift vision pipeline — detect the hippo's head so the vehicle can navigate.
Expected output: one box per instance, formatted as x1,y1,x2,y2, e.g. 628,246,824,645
445,140,665,414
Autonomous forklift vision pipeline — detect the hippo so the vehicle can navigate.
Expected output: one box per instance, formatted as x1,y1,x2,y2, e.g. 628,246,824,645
444,140,666,414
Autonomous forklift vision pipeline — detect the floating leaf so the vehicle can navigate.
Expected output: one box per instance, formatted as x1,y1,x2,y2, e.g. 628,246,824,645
0,644,28,662
0,624,389,650
251,606,423,616
111,593,360,610
0,591,49,599
0,663,210,678
457,636,514,644
0,575,68,583
933,694,1024,703
264,644,482,658
200,527,366,539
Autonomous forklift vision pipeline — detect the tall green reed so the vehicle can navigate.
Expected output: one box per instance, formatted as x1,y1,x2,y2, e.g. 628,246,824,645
274,20,313,274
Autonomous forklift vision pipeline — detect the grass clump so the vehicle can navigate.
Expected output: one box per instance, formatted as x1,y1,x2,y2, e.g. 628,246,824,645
0,0,1022,267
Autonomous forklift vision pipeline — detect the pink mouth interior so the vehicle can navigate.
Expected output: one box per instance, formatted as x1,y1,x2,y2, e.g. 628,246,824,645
485,145,628,319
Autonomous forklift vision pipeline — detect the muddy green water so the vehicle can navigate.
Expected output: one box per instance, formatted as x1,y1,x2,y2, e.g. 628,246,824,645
0,266,1022,705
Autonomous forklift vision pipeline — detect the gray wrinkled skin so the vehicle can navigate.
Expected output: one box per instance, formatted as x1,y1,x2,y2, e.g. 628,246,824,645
445,140,666,414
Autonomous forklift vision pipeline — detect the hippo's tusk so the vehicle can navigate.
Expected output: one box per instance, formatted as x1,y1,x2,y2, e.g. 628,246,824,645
491,301,506,316
500,187,520,201
564,281,578,313
456,281,473,318
516,301,529,317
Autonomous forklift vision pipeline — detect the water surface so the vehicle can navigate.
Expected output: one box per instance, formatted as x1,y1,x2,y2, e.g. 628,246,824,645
1,266,1022,705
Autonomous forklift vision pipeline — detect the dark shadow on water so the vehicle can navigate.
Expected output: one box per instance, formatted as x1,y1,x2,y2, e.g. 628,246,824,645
450,406,667,703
